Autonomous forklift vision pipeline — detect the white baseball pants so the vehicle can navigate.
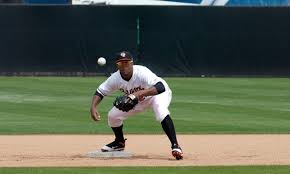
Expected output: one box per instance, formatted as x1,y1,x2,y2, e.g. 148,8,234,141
107,88,172,127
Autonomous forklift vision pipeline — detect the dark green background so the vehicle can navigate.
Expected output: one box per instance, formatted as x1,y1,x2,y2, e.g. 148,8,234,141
0,6,290,76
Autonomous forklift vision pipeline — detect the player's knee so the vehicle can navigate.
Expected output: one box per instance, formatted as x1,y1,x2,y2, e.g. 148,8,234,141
153,108,170,122
108,110,117,121
157,113,169,123
108,110,122,127
108,116,120,127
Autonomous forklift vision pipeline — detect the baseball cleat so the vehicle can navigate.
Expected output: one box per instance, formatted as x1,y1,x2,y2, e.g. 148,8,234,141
171,144,183,160
101,139,126,152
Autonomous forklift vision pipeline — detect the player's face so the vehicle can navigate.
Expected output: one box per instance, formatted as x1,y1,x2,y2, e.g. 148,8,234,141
116,60,133,79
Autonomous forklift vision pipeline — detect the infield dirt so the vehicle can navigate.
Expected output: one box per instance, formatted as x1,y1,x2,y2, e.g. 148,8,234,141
0,135,290,167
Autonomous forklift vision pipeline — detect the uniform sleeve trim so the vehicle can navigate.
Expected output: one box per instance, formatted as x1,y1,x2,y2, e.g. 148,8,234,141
96,88,106,96
94,90,104,100
154,81,165,94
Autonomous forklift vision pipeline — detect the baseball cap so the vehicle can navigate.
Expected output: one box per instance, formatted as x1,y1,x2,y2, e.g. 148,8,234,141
115,51,133,63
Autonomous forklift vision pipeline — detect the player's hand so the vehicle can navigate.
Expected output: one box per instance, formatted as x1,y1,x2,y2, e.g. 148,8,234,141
132,91,145,101
90,107,101,121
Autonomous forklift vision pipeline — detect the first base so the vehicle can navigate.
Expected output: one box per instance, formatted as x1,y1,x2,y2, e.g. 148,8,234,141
85,150,132,158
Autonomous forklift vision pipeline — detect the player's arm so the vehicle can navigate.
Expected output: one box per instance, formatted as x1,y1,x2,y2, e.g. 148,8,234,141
132,81,165,101
90,91,104,121
90,75,118,122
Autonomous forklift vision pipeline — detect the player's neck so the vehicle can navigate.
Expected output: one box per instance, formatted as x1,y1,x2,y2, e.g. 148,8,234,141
121,73,132,81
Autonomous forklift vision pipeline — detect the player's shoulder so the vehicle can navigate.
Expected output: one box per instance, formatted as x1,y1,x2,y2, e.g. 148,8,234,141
133,65,152,73
106,71,121,81
133,65,160,80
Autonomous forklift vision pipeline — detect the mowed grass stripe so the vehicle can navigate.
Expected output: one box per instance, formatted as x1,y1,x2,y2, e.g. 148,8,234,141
1,166,290,174
0,77,289,134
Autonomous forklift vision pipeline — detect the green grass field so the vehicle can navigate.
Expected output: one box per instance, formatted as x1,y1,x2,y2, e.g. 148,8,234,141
1,166,290,174
1,77,290,173
0,77,289,134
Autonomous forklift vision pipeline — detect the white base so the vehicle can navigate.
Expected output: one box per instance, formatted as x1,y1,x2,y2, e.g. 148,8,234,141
85,150,132,158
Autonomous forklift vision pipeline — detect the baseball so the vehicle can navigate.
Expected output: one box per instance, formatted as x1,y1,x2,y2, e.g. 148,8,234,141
97,57,106,66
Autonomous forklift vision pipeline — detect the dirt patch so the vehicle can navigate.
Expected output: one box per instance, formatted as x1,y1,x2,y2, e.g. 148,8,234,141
0,135,290,167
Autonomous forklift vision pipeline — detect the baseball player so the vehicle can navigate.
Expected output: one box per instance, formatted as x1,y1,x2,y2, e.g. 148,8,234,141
90,51,183,160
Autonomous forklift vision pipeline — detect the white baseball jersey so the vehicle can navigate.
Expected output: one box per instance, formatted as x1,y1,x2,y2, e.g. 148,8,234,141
97,65,168,98
97,65,172,126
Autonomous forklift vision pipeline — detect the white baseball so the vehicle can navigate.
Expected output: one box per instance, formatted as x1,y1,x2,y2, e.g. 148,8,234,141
97,57,106,66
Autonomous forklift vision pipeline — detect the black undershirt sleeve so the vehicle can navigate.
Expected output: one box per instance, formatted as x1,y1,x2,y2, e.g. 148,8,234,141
94,90,104,100
154,81,165,94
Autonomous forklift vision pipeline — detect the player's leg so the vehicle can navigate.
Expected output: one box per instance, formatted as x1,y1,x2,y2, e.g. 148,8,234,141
161,115,183,160
101,106,143,152
151,88,183,160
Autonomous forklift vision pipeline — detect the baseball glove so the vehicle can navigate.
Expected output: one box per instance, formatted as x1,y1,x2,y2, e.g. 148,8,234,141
113,94,138,112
